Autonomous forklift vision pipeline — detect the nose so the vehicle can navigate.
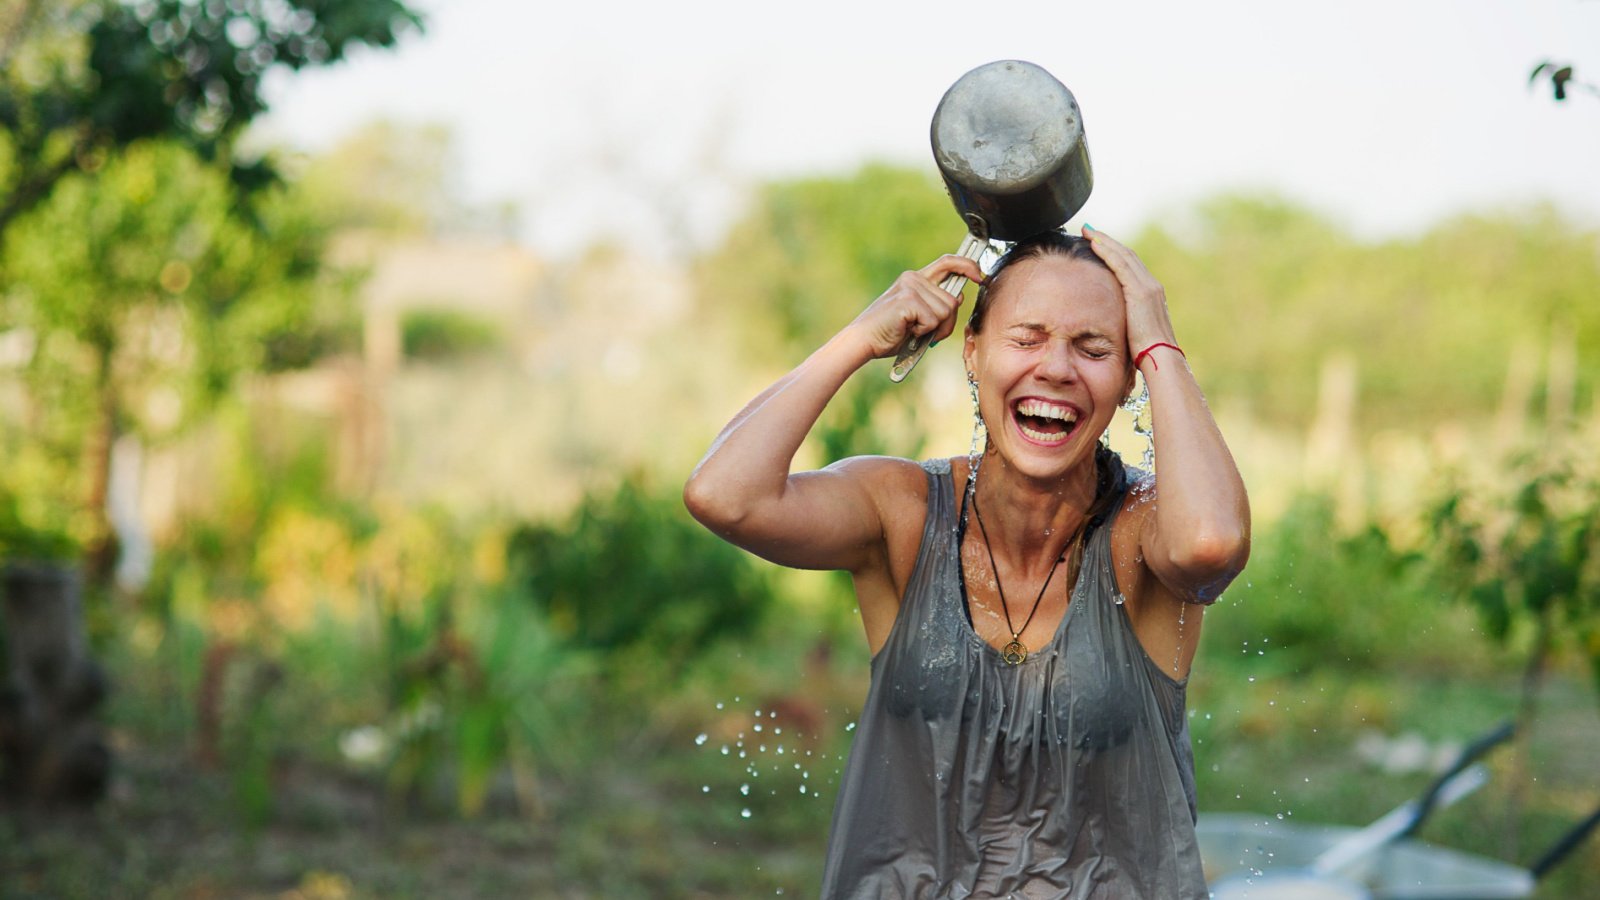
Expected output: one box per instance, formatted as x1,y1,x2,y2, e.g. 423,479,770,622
1035,338,1079,383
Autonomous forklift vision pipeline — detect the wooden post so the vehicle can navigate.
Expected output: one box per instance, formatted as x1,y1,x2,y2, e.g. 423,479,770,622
0,562,112,805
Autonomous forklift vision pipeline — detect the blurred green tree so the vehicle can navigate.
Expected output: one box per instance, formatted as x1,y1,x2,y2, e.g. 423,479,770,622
0,0,422,243
0,139,356,584
507,475,775,688
1430,445,1600,852
1135,198,1600,428
696,163,958,459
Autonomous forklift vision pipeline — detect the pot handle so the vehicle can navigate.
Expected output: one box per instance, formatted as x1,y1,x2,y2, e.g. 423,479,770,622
890,232,988,382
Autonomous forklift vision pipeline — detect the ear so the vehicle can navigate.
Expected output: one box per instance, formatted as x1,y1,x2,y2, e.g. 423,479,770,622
962,326,978,381
1121,365,1138,404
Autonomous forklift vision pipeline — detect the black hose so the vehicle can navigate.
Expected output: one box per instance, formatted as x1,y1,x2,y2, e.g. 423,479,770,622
1528,804,1600,881
1398,719,1516,840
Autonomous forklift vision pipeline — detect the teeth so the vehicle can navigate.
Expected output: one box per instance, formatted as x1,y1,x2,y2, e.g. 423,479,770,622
1019,422,1070,444
1015,399,1078,423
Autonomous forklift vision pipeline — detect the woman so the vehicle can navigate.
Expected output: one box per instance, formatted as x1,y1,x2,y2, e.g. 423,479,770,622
684,226,1249,898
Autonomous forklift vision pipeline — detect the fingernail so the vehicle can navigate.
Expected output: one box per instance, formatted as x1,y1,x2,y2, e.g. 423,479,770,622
1084,223,1097,232
931,339,941,347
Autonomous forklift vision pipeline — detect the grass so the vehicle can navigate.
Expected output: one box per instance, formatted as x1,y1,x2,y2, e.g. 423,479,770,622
4,487,1598,898
4,629,1597,898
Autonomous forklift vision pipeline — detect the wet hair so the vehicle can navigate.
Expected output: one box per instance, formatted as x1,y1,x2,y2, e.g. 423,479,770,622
967,231,1111,334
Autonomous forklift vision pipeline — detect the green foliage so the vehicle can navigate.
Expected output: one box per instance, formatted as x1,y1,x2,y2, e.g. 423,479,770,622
506,475,773,680
0,137,359,582
0,483,78,562
1430,449,1600,697
0,0,423,237
400,308,504,361
376,583,597,818
696,163,960,459
1201,494,1487,676
1136,198,1600,428
4,139,350,416
698,162,955,361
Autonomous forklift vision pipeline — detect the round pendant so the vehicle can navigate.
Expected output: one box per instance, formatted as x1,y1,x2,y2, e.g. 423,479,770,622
1001,639,1028,666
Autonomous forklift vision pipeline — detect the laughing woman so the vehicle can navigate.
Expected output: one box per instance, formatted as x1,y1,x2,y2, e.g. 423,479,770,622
683,226,1249,899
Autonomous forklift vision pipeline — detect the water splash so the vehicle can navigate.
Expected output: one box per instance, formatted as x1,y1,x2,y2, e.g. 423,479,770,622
965,374,986,513
1120,378,1154,472
1173,602,1187,675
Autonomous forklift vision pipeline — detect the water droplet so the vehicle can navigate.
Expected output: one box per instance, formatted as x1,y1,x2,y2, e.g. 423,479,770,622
845,722,856,732
715,702,725,710
695,733,708,746
740,808,752,819
754,723,763,733
740,784,750,796
702,785,710,793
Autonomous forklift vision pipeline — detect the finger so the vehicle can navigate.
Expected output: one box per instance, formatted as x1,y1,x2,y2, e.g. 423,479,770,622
1082,225,1137,268
887,279,950,336
1083,227,1157,287
917,253,986,286
911,271,968,323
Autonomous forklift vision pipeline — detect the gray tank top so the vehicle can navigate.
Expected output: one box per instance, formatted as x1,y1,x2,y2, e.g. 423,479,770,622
819,457,1206,899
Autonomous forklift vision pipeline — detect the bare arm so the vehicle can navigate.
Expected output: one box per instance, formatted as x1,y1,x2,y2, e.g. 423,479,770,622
1085,226,1250,602
683,254,985,573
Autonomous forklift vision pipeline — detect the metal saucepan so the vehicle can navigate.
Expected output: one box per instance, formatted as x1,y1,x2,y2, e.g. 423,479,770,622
890,59,1094,381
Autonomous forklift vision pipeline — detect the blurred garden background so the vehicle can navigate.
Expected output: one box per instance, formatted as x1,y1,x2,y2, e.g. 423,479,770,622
4,1,1600,898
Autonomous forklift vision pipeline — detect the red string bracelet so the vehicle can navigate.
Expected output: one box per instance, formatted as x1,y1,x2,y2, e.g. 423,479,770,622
1133,342,1184,372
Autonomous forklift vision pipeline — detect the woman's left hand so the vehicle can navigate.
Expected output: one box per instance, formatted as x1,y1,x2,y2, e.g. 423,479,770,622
1081,225,1177,360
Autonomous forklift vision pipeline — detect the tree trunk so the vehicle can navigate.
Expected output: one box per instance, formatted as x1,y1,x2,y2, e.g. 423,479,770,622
0,562,112,806
83,340,119,589
1502,606,1555,859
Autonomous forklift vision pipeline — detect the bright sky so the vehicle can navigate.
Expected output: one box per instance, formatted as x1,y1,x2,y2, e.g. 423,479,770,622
259,0,1600,256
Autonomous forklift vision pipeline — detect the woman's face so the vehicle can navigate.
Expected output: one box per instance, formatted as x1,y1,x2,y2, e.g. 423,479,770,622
963,255,1133,484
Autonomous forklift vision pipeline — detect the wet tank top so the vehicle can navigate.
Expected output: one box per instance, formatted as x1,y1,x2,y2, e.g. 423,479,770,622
818,457,1206,899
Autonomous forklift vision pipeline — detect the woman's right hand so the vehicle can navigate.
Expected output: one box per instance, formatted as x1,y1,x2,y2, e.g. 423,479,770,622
844,255,987,360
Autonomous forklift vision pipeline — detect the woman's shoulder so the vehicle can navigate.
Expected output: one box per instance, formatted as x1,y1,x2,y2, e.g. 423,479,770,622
823,455,961,516
824,455,937,488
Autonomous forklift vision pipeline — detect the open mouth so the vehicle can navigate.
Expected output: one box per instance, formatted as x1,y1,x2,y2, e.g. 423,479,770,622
1012,398,1080,446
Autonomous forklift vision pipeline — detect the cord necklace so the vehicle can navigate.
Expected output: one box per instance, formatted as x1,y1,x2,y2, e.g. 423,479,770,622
970,489,1081,666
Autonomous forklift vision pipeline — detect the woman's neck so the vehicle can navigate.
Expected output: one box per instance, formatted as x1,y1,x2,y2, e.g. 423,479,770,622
971,448,1099,575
